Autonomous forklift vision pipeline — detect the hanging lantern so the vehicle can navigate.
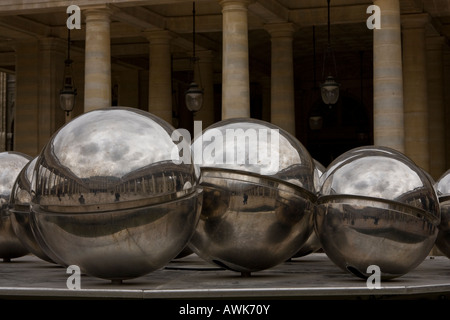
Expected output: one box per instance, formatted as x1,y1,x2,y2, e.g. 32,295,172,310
320,75,340,105
185,2,203,114
59,59,77,116
59,22,77,116
321,0,340,106
185,81,203,113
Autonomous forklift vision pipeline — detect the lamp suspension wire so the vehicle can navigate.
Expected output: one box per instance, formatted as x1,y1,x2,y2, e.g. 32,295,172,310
322,0,338,80
331,1,338,81
192,1,196,62
67,25,71,62
66,12,72,64
192,1,202,89
313,25,316,88
327,0,330,45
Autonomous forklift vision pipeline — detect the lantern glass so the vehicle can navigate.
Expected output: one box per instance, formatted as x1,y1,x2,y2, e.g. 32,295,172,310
185,82,203,112
321,76,340,105
59,60,77,115
59,89,76,115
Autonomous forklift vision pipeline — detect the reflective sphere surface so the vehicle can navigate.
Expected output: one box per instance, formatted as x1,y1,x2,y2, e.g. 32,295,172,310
292,159,325,258
0,151,32,260
30,107,202,281
10,157,56,263
316,146,440,279
189,118,317,273
434,169,450,258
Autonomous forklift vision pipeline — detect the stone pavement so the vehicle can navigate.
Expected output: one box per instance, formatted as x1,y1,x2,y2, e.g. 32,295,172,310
1,252,450,300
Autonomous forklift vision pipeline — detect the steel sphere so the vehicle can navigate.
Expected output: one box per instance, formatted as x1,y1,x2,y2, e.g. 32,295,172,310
30,107,202,282
316,146,440,279
0,151,32,261
188,118,317,274
292,159,325,258
10,157,56,264
313,159,326,195
434,169,450,258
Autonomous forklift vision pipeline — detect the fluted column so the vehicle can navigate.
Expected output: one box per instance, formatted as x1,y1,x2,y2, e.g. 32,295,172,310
144,30,173,124
427,36,446,179
194,50,215,128
219,0,252,119
84,8,112,112
265,23,296,135
402,14,429,171
372,0,404,152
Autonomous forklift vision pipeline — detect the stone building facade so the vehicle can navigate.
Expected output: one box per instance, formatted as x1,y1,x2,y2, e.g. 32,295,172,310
0,0,449,180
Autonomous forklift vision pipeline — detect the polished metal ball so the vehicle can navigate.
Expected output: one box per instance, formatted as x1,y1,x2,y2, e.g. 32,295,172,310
313,159,326,195
434,169,450,258
188,118,317,274
0,151,32,261
292,159,325,258
316,146,440,279
30,107,202,282
10,157,56,263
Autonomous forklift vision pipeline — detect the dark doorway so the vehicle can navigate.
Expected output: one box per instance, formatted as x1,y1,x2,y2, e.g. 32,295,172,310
306,92,372,167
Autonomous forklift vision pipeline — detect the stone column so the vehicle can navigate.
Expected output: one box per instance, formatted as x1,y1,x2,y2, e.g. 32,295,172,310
15,38,69,155
427,36,446,180
265,23,296,135
444,47,450,170
39,38,66,148
84,8,112,112
144,30,173,124
5,74,14,151
401,14,429,171
372,0,404,152
219,0,252,119
0,72,6,152
194,50,215,128
14,41,41,156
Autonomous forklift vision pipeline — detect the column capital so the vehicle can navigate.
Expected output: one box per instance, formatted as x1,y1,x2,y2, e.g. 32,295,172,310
401,13,429,29
374,0,400,11
264,22,295,38
39,37,66,54
83,6,113,23
219,0,254,11
142,30,174,44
